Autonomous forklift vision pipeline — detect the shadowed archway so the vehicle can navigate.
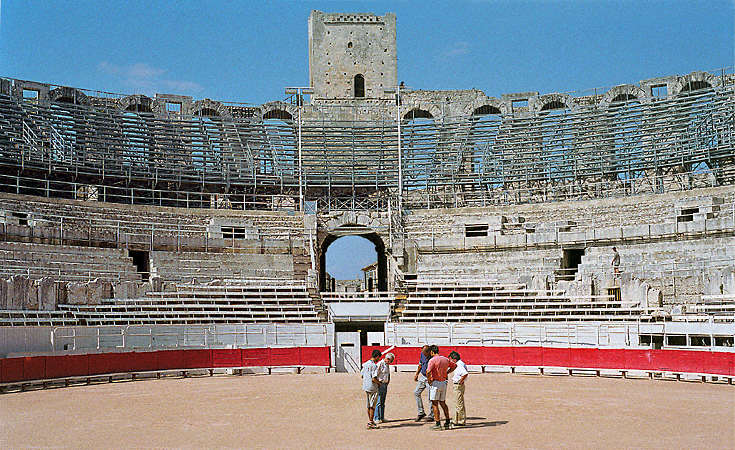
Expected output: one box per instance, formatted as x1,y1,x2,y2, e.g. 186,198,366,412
319,225,387,292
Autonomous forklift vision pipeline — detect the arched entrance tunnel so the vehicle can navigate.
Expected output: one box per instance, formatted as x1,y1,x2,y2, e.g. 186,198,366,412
319,225,388,292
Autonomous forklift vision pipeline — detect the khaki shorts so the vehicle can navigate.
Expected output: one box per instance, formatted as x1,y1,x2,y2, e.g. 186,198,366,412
366,390,379,408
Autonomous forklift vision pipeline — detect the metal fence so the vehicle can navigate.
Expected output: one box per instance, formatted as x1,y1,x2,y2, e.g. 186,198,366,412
0,323,334,356
2,77,733,211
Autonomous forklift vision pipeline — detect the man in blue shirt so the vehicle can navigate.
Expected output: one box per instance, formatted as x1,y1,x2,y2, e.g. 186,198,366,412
413,345,434,422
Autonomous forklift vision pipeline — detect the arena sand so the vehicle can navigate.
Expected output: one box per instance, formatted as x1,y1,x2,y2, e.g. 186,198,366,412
2,371,733,449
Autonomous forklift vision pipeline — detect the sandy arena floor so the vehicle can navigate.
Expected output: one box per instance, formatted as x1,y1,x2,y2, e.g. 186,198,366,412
1,371,733,449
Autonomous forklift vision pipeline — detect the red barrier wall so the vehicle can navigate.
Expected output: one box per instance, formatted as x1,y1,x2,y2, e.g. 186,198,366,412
299,346,331,366
361,346,735,377
0,347,331,383
212,349,242,367
1,346,731,384
242,348,271,367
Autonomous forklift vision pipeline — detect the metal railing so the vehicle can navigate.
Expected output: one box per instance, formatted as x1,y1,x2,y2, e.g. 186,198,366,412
1,79,733,211
49,323,332,352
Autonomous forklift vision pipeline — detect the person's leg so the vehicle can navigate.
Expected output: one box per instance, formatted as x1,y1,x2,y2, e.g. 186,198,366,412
440,401,450,423
426,387,434,420
382,385,388,421
414,378,426,417
431,400,440,424
366,392,377,427
455,384,466,425
374,384,387,421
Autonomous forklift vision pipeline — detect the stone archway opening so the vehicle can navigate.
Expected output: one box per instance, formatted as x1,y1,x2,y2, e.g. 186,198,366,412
319,225,388,292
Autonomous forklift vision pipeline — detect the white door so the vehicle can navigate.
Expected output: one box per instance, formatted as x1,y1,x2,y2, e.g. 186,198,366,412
335,332,361,373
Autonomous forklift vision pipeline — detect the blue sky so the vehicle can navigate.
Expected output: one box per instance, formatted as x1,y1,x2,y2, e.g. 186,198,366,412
1,0,733,279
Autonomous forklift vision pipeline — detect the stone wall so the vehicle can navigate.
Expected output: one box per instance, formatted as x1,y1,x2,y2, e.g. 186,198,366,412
0,276,159,311
405,185,735,242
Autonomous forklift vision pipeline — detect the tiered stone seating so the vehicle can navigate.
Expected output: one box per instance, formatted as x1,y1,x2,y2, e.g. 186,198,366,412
57,280,321,325
399,281,645,322
416,251,561,283
578,238,735,303
0,192,304,249
690,294,735,315
150,251,294,283
0,241,140,282
0,309,76,326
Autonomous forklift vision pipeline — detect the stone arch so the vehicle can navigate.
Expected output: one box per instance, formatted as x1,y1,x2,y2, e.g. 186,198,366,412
119,95,153,113
530,93,577,114
671,71,720,96
191,99,230,118
402,108,433,120
472,104,502,116
600,84,650,108
258,102,296,121
460,94,509,117
49,86,89,105
318,223,388,292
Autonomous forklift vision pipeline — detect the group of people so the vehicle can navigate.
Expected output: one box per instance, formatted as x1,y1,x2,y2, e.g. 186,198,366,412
361,345,468,430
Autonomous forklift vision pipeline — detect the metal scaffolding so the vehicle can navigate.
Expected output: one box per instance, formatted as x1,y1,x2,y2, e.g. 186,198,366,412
0,75,734,212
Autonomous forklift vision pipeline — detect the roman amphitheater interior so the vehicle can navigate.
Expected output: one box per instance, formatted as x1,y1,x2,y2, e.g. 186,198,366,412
0,11,734,379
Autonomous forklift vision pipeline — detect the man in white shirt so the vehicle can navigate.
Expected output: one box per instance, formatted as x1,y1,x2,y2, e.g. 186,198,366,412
448,351,468,427
373,353,394,423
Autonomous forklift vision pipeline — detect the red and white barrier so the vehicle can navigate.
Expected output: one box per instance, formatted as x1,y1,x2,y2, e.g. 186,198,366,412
361,346,735,377
0,346,331,384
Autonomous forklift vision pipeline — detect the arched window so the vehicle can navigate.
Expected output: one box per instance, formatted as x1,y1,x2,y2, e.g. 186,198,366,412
538,101,574,181
402,109,436,191
262,111,295,179
354,74,365,98
470,105,502,180
680,80,712,94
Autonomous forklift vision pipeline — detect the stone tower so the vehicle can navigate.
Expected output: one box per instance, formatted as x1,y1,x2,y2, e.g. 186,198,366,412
308,10,397,100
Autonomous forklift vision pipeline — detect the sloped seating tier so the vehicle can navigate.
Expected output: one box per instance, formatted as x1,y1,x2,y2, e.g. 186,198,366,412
0,309,76,326
579,237,735,303
404,186,735,241
399,281,646,322
416,250,562,283
0,192,304,249
57,280,321,325
0,241,140,282
150,251,294,283
690,294,735,315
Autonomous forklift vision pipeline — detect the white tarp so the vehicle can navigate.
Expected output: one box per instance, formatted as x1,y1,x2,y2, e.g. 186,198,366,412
327,302,391,322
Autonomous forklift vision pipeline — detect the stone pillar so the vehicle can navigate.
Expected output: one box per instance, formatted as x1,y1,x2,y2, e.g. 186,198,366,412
36,277,58,310
0,278,7,309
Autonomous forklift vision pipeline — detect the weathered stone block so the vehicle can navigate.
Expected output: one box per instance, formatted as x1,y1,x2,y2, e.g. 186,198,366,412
677,221,704,234
495,234,525,247
595,227,622,240
622,224,648,239
650,223,675,236
36,277,57,310
7,275,34,310
527,232,555,245
66,282,87,305
88,279,113,305
0,279,7,309
558,231,585,243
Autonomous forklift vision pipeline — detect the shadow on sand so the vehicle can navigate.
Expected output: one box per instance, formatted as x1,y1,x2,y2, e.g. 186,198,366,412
376,417,507,430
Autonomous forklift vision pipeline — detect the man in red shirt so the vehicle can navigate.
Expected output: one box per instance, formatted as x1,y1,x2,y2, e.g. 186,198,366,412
425,345,456,430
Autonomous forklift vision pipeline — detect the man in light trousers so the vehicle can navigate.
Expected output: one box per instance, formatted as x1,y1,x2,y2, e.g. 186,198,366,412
413,345,434,421
449,351,468,427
